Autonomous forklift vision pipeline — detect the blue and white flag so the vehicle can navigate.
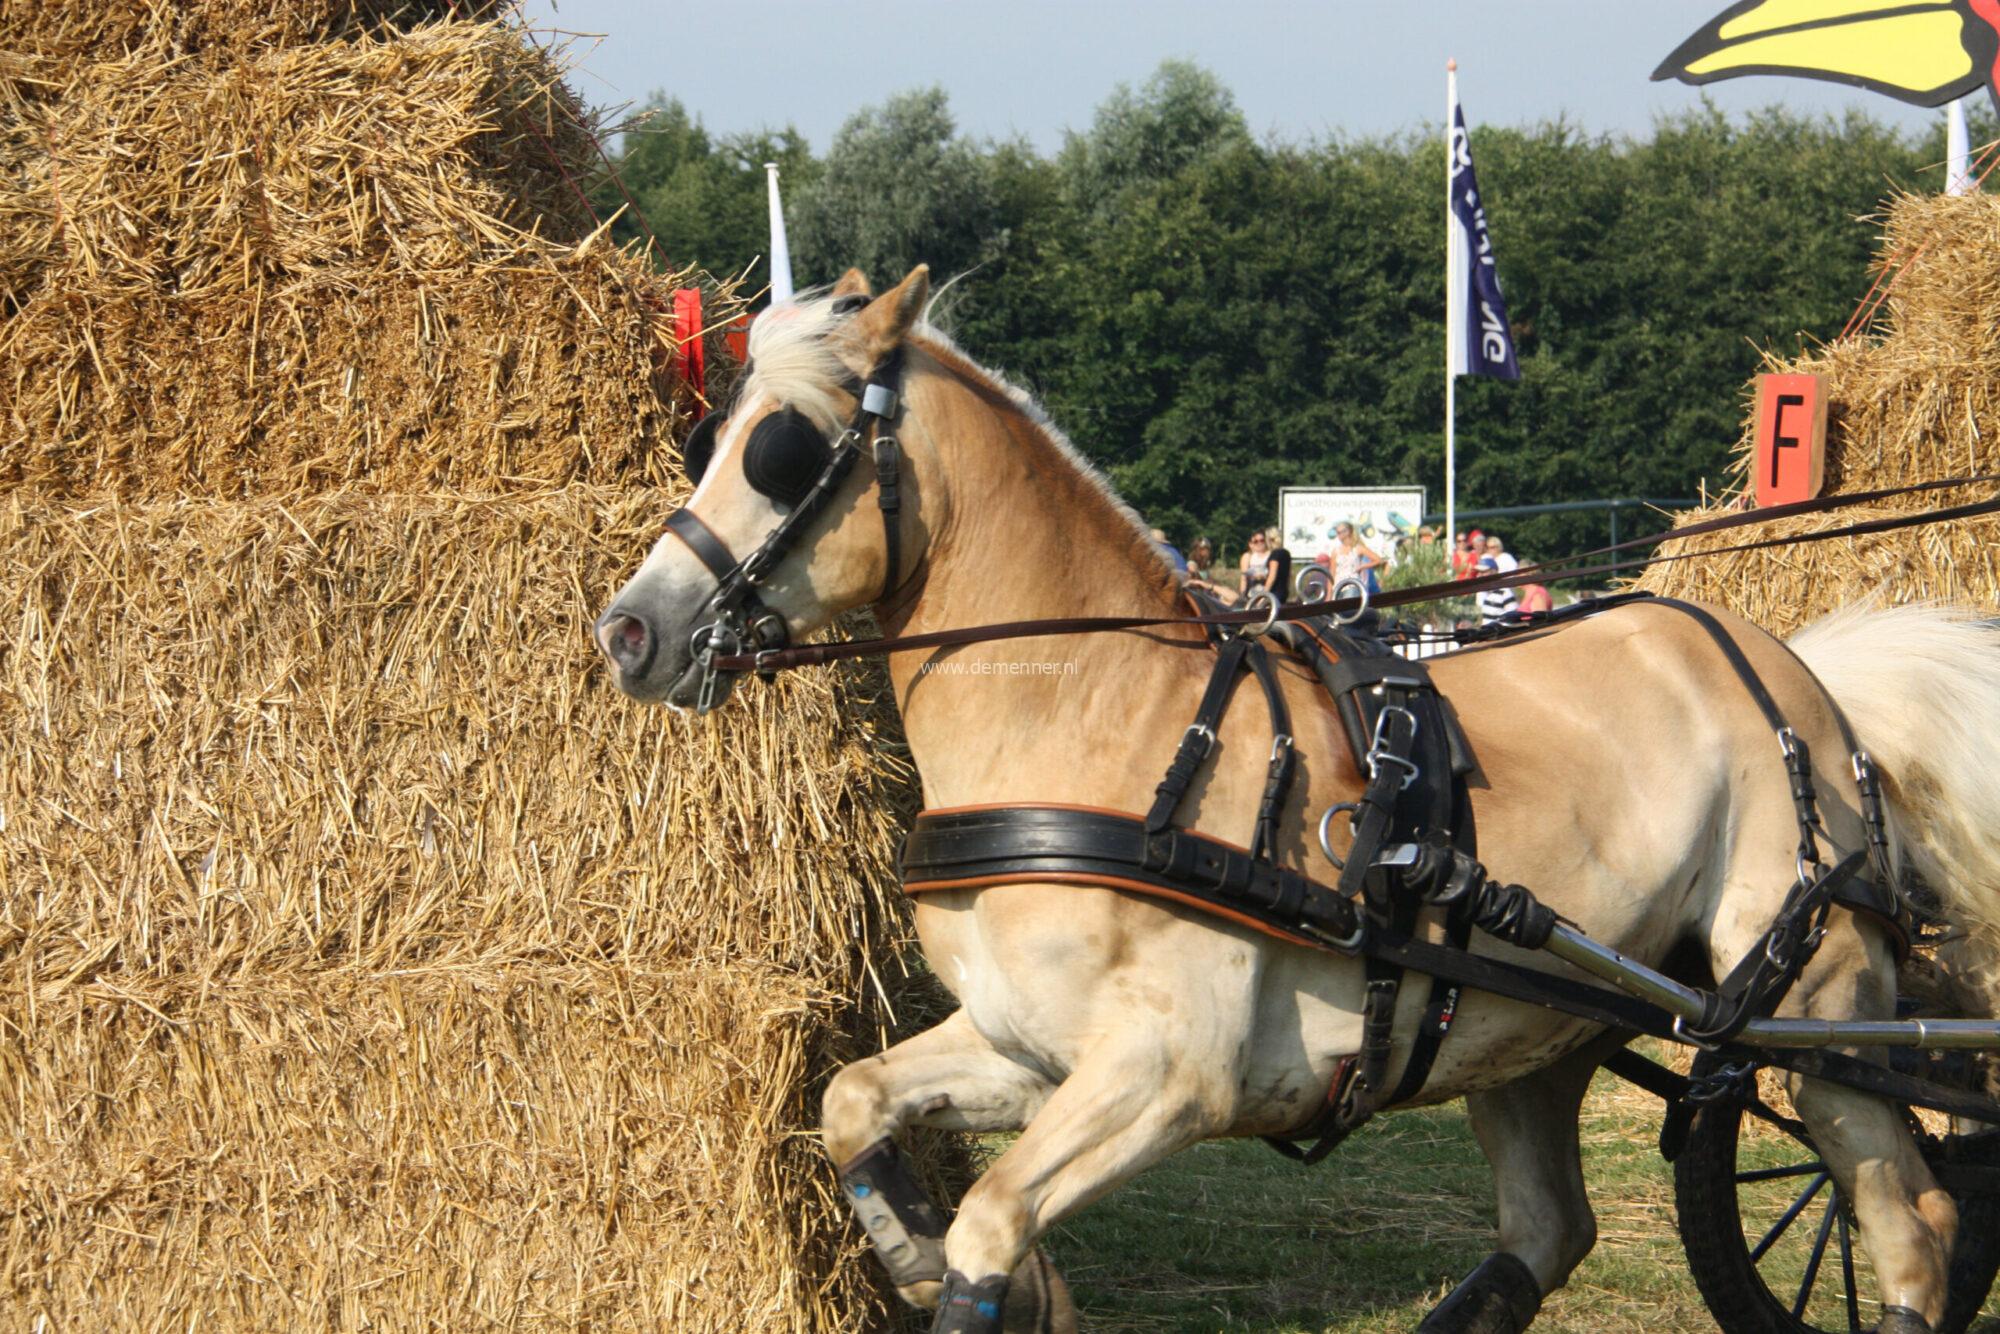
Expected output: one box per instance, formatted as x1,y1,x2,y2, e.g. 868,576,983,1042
1447,99,1520,380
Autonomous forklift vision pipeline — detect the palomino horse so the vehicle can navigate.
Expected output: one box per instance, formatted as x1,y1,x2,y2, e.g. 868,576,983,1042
596,266,2000,1332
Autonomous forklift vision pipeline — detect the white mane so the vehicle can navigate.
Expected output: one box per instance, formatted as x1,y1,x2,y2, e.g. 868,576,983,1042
742,290,1167,570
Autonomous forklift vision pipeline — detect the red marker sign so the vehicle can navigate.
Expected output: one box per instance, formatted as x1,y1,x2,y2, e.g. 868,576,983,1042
1753,373,1828,508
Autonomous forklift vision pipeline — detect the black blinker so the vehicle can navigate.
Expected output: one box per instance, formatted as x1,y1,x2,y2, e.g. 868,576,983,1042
681,408,727,483
744,407,832,507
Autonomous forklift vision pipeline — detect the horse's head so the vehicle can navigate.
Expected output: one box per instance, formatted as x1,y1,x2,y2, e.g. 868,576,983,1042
595,265,936,711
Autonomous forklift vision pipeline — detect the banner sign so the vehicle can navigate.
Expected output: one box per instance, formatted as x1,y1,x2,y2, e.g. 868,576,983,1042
1448,102,1520,381
1753,372,1828,508
1278,487,1427,564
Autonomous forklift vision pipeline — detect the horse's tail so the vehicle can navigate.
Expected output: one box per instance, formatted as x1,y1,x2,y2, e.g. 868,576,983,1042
1789,604,2000,1007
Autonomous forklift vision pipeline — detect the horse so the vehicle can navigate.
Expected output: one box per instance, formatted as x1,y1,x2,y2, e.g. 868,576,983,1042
594,265,2000,1333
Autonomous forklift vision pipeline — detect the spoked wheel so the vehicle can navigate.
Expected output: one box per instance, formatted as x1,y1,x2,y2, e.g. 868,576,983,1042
1673,1052,2000,1334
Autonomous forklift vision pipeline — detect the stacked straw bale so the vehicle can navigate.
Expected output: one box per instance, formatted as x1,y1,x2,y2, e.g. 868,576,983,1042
1638,190,2000,633
1,7,942,1331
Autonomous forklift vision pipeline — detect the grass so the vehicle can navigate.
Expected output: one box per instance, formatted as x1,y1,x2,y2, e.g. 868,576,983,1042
978,1045,2000,1333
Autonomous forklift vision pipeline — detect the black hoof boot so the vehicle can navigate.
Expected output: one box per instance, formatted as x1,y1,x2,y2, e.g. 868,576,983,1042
1415,1252,1543,1334
839,1138,947,1290
1876,1306,1934,1334
932,1270,1009,1334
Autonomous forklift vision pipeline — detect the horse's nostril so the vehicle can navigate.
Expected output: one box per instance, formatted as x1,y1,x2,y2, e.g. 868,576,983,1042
598,611,657,677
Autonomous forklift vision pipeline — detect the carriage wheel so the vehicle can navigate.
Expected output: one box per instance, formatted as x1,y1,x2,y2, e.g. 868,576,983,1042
1672,1053,2000,1334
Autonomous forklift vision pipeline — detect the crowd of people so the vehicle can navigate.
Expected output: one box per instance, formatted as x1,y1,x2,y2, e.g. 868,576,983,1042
1150,522,1556,629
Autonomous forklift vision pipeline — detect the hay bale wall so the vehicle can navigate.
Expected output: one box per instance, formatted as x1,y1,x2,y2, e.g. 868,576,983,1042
1,8,939,1330
1638,191,2000,631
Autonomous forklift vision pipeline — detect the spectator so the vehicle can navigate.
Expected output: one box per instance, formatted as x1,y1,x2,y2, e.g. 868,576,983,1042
1483,534,1519,574
1185,536,1215,583
1239,530,1274,595
1451,530,1482,580
1151,527,1187,575
1264,526,1294,601
1329,521,1383,595
1474,555,1519,624
1517,582,1554,614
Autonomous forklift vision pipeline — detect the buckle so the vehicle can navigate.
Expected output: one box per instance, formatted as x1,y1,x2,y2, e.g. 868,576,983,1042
1182,722,1217,759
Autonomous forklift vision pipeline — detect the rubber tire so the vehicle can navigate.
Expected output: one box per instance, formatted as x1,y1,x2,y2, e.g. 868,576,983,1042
1673,1057,2000,1334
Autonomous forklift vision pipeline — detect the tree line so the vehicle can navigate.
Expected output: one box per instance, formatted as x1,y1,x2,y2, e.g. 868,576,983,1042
595,63,1988,559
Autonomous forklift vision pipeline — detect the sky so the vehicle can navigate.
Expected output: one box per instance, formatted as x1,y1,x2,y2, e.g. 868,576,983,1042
518,0,1952,152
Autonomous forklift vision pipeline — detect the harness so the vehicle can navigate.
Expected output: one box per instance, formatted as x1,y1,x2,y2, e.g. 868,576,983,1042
652,332,1941,1168
903,592,1912,1162
664,340,909,710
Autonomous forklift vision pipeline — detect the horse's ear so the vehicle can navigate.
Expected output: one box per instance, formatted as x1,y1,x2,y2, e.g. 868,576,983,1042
832,267,872,298
852,265,928,362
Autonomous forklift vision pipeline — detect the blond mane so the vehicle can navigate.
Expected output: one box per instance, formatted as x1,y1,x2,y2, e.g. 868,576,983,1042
742,290,1175,584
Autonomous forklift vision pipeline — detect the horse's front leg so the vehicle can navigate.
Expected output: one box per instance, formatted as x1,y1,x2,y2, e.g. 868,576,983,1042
822,1007,1072,1328
931,1032,1221,1334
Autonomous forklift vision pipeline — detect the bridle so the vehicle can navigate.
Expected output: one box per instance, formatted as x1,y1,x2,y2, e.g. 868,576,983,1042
663,344,909,711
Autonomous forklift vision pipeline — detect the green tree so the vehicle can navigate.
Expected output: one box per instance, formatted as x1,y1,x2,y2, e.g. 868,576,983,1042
594,97,815,289
790,88,1003,288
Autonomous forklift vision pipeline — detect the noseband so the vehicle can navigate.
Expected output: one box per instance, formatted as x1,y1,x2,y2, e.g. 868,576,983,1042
663,346,907,709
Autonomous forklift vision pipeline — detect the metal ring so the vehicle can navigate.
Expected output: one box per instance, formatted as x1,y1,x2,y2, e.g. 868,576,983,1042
1239,588,1280,639
1331,576,1370,626
1317,802,1360,870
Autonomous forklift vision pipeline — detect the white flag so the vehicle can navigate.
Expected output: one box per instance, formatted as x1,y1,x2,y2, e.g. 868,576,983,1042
765,162,795,303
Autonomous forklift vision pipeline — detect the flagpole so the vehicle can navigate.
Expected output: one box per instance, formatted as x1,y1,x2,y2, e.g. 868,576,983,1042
1947,97,1973,196
1445,58,1459,558
765,163,795,303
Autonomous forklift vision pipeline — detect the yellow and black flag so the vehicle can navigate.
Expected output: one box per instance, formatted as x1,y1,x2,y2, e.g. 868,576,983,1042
1654,0,2000,113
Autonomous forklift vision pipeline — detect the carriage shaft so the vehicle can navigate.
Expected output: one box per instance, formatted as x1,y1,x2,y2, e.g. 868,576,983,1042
1538,925,2000,1050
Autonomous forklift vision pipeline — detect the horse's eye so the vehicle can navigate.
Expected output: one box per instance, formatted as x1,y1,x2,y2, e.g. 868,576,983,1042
681,409,727,483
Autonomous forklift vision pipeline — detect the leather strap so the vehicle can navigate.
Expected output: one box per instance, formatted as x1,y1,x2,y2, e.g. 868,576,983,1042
663,507,738,582
711,474,2000,673
1145,639,1252,832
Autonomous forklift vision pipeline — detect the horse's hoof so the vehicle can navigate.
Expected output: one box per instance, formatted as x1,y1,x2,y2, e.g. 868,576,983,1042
1006,1250,1077,1333
896,1277,943,1310
1875,1305,1935,1334
931,1269,1008,1334
1415,1252,1543,1333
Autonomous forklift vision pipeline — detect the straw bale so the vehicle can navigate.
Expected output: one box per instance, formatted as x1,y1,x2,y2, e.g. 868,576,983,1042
1639,191,2000,626
2,254,690,495
0,0,500,65
5,22,598,310
0,487,946,1330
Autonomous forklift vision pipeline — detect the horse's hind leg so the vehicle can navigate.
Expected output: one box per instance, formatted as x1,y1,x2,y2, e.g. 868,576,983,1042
1419,1036,1616,1333
821,1008,1074,1328
1774,918,1957,1329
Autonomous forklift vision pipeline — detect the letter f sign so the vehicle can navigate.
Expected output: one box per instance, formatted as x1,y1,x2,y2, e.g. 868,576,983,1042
1754,373,1828,508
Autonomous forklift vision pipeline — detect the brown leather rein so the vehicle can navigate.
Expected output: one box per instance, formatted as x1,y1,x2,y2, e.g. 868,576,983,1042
709,472,2000,674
